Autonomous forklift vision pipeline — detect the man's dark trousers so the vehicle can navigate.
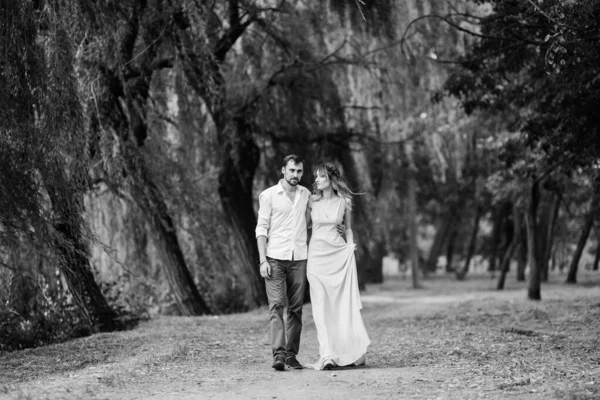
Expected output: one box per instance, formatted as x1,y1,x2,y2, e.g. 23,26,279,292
265,257,307,358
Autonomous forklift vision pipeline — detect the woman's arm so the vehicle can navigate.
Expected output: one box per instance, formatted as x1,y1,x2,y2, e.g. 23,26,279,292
344,201,354,245
306,197,313,244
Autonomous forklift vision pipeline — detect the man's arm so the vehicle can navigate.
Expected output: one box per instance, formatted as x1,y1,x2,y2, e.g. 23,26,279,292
256,190,272,278
336,222,346,237
257,236,270,278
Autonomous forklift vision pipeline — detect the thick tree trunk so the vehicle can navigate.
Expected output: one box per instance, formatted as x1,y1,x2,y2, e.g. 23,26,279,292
456,205,481,280
53,221,123,332
408,172,421,289
216,118,266,305
47,184,123,332
75,5,215,316
340,148,386,286
3,1,121,332
566,192,599,284
526,180,542,300
97,78,213,314
174,9,267,305
133,166,212,315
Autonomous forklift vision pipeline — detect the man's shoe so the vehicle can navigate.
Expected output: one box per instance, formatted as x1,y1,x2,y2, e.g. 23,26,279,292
285,356,304,370
272,355,285,371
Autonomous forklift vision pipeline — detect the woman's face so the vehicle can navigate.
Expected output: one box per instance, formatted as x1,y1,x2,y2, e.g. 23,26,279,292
314,170,330,190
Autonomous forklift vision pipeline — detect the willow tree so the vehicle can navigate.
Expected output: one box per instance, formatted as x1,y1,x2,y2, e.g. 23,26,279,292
61,0,214,315
65,0,391,313
0,0,121,331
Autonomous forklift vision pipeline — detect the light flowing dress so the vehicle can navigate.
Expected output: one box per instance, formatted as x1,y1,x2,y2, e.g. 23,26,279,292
307,195,370,370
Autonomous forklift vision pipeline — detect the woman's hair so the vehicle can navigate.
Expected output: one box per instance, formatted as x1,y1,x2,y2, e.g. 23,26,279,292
311,162,362,208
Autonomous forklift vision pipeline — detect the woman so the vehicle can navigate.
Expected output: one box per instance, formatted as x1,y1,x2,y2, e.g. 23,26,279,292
306,162,370,370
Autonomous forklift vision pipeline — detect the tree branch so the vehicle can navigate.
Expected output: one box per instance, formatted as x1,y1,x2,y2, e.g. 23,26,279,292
214,0,256,62
400,13,545,59
524,0,576,31
0,261,17,272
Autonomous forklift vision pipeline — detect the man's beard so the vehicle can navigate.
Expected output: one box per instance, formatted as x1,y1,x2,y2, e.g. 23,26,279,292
286,177,299,186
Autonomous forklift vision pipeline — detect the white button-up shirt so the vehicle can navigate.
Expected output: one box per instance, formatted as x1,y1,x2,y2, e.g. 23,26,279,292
255,181,310,260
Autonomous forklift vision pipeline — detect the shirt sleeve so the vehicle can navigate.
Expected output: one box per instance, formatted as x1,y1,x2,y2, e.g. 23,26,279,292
255,189,272,238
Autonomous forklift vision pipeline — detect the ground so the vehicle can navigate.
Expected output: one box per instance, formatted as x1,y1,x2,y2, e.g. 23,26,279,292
1,271,600,400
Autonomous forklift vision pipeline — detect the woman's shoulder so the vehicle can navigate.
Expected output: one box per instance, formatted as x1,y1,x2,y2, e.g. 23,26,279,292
341,195,353,209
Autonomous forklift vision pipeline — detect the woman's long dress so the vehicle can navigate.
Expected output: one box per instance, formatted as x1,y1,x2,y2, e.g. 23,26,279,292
307,195,370,370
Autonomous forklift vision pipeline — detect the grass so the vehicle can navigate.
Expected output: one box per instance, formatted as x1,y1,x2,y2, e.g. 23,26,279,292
0,270,598,399
361,271,600,399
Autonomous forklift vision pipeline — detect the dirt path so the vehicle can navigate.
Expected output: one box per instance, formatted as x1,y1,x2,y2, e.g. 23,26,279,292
2,274,600,400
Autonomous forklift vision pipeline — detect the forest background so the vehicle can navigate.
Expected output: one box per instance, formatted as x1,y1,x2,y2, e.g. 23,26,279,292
1,0,600,352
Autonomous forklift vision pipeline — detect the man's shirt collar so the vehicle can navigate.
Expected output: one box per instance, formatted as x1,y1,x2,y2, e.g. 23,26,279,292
276,180,306,194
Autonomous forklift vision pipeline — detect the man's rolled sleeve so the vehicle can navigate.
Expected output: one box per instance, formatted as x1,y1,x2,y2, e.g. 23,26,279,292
255,190,271,238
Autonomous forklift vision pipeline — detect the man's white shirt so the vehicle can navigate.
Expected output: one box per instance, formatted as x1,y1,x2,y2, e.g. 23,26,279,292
255,181,310,261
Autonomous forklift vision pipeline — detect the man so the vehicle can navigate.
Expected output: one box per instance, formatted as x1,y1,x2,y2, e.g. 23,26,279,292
256,154,309,371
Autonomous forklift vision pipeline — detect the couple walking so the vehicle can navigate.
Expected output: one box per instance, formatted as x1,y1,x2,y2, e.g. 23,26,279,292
255,154,370,371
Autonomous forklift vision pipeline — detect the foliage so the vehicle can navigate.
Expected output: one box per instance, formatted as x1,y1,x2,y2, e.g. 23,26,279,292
0,1,50,249
0,273,89,353
0,267,147,353
445,0,600,169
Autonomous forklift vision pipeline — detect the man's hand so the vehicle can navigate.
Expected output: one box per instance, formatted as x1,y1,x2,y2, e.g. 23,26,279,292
336,223,346,236
260,259,271,278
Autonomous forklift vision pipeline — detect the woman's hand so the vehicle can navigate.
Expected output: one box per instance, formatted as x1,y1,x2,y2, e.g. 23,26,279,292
336,223,346,237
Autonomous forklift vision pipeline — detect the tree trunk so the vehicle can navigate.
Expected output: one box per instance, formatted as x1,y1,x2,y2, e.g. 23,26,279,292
566,191,599,284
53,221,123,332
341,148,386,287
95,75,214,314
215,119,266,305
133,166,212,315
456,205,481,280
173,8,267,305
593,234,600,271
4,2,122,333
73,4,216,316
487,206,503,272
426,212,453,274
540,194,560,282
408,171,421,289
496,237,518,290
46,185,123,332
497,206,521,290
516,223,527,281
445,231,457,273
526,180,542,300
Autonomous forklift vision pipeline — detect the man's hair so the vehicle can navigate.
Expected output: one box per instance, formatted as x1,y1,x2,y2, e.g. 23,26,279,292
282,154,303,168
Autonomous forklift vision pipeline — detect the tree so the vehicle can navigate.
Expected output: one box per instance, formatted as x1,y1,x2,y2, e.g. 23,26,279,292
0,0,121,331
443,0,600,299
59,0,214,315
566,174,600,283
